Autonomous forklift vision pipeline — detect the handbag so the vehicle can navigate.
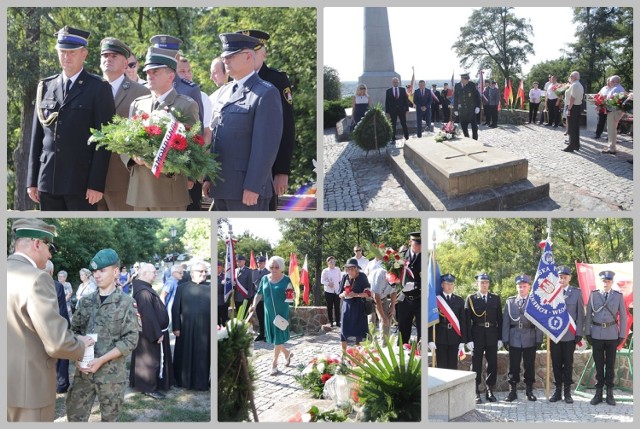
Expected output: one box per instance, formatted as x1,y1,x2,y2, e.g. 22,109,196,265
269,279,289,331
364,299,374,316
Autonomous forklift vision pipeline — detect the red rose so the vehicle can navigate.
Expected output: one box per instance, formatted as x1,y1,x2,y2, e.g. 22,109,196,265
132,114,140,120
145,125,162,136
383,255,389,262
170,134,188,151
385,249,392,255
193,134,205,146
321,373,332,384
141,112,150,120
394,254,401,260
379,243,385,248
351,390,360,403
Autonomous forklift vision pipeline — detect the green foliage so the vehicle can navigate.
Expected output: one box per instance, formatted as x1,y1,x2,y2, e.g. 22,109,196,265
324,66,342,101
305,405,348,422
344,336,421,422
183,219,212,261
294,355,342,399
217,302,255,422
323,97,351,129
352,105,393,152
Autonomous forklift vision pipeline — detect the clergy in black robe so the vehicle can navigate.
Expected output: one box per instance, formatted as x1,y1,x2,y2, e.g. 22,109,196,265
172,262,211,391
129,266,173,394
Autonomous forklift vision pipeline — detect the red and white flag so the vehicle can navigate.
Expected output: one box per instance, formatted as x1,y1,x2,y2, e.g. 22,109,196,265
301,255,310,305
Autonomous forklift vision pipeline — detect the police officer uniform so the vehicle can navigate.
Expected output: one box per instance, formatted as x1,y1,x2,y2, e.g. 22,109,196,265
397,232,421,344
234,255,253,308
66,249,139,421
428,274,466,370
465,272,502,403
453,72,481,140
252,256,270,341
237,30,296,211
28,26,116,211
502,274,542,402
585,270,628,406
549,265,585,403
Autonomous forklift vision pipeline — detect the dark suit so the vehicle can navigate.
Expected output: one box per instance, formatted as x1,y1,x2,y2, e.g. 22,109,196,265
252,267,270,338
258,63,295,211
413,88,432,137
385,85,410,141
431,89,441,123
28,69,116,210
454,81,481,140
210,72,283,211
397,250,421,344
428,293,466,369
125,89,199,210
7,254,85,421
55,280,71,393
465,292,502,388
234,266,253,308
97,76,150,211
550,285,585,388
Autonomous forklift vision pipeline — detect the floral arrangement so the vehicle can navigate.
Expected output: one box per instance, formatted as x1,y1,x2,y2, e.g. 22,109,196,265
288,405,348,422
295,354,343,398
343,334,421,422
434,120,459,142
592,93,608,113
552,83,570,97
606,92,633,112
365,242,404,285
89,109,220,180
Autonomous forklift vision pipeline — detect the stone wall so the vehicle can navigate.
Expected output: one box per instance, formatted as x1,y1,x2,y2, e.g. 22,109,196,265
247,306,330,335
429,350,633,392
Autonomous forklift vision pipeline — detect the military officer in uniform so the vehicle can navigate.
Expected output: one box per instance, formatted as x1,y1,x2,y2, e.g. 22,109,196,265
502,274,542,402
97,37,150,211
428,273,466,370
28,26,115,211
125,47,199,211
397,232,422,345
465,272,503,403
585,270,627,406
237,29,296,211
453,72,481,140
208,33,283,211
234,254,253,310
66,249,139,421
549,265,585,403
252,256,270,341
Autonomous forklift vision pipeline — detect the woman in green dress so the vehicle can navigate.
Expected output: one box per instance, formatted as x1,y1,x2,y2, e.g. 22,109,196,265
249,256,294,375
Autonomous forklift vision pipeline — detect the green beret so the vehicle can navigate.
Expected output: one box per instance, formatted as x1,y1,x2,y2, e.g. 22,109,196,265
90,249,119,271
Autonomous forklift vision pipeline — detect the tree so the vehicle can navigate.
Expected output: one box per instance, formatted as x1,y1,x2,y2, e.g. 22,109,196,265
324,66,342,101
452,7,534,83
183,218,212,261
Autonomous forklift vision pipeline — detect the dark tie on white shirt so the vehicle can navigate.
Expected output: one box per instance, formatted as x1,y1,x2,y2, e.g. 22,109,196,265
63,79,72,98
604,291,609,301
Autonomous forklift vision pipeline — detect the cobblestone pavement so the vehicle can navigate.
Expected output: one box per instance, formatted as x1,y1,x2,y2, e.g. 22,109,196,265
323,124,633,211
450,387,633,423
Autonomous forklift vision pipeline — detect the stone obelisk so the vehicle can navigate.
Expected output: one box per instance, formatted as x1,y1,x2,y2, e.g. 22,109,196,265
359,7,400,108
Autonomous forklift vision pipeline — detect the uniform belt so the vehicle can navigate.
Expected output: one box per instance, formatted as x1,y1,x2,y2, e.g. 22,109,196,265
404,294,420,301
474,321,497,328
593,321,617,328
511,322,534,329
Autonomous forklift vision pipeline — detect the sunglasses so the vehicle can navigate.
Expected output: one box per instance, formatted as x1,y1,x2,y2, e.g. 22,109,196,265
127,62,138,69
34,238,57,254
354,249,362,252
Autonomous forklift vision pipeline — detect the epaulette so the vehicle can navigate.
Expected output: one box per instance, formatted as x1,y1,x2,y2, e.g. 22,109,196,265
257,80,275,89
507,295,518,301
133,94,152,103
41,74,60,82
87,72,107,82
180,77,197,88
176,93,196,104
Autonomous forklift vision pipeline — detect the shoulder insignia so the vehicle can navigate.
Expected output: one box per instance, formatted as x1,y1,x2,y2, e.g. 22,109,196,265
283,87,293,105
42,74,60,82
180,77,197,88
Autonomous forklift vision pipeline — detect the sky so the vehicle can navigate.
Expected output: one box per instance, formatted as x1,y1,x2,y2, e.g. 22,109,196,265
226,218,283,246
324,7,577,82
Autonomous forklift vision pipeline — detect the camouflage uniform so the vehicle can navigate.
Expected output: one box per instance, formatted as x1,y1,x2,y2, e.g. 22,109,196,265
66,289,139,421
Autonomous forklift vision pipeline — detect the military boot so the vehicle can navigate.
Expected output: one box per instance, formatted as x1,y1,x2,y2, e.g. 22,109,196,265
590,387,603,405
525,384,537,401
486,386,497,402
606,387,616,406
505,383,517,402
563,384,573,404
549,385,562,402
475,386,482,404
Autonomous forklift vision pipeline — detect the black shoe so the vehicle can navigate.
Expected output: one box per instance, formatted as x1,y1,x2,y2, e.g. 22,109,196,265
505,390,517,402
606,388,616,406
562,148,575,153
56,387,69,394
564,390,574,404
144,391,166,400
255,335,266,342
486,389,497,402
525,387,537,401
476,393,482,404
590,389,603,405
601,149,617,154
336,323,341,327
549,388,562,402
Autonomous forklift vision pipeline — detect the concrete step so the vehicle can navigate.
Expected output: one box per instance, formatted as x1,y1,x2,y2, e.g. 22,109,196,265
428,368,477,422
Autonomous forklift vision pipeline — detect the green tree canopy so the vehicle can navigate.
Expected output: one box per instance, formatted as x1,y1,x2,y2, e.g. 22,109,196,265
324,66,342,101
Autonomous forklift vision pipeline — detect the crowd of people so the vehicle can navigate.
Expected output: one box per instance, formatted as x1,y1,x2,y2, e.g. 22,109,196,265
7,218,211,422
27,24,295,212
428,266,627,407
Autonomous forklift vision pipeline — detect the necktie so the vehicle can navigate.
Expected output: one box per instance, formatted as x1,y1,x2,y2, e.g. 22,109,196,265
232,83,239,94
151,98,160,110
604,292,609,301
64,79,72,98
394,87,398,99
483,295,487,303
421,89,424,97
445,295,450,302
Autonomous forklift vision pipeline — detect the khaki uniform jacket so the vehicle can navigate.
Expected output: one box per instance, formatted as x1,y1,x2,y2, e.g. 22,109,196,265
6,254,85,409
124,89,199,209
98,76,150,211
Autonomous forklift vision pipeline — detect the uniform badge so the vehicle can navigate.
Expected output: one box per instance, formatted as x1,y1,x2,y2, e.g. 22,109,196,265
283,87,293,105
90,261,97,270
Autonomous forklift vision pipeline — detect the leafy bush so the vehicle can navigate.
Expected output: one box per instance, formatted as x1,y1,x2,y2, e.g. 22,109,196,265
324,98,351,129
352,105,393,152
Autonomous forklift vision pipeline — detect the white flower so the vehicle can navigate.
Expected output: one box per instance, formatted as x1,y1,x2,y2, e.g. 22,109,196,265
301,413,313,422
317,362,325,374
301,364,314,375
217,326,228,341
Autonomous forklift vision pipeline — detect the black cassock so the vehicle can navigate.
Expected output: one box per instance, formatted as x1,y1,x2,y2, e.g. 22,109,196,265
172,280,211,390
130,279,173,392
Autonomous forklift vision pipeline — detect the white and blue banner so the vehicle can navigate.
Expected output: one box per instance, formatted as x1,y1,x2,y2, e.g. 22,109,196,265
524,240,570,343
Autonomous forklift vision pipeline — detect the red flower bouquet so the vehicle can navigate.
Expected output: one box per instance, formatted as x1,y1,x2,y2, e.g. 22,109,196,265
365,242,404,285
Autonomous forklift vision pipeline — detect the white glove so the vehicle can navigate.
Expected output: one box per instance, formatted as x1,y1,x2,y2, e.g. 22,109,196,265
458,343,465,353
402,282,415,292
466,341,474,352
475,107,480,114
497,340,504,349
427,342,437,352
454,111,459,116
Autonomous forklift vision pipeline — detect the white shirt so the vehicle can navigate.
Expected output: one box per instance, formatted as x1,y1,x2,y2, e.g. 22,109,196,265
320,266,342,293
62,68,83,91
368,267,393,298
355,255,369,271
201,91,213,128
529,87,543,103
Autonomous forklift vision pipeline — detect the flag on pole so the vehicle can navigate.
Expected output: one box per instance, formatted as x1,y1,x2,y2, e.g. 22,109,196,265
289,253,301,307
301,255,310,305
407,66,415,105
576,261,633,348
503,78,510,104
516,79,525,109
249,250,257,270
524,240,570,343
479,70,485,94
224,237,237,303
508,79,514,107
451,69,454,88
427,250,440,327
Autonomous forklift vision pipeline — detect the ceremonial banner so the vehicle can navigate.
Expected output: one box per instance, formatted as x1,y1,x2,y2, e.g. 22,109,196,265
224,238,237,302
427,250,440,327
524,240,570,343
